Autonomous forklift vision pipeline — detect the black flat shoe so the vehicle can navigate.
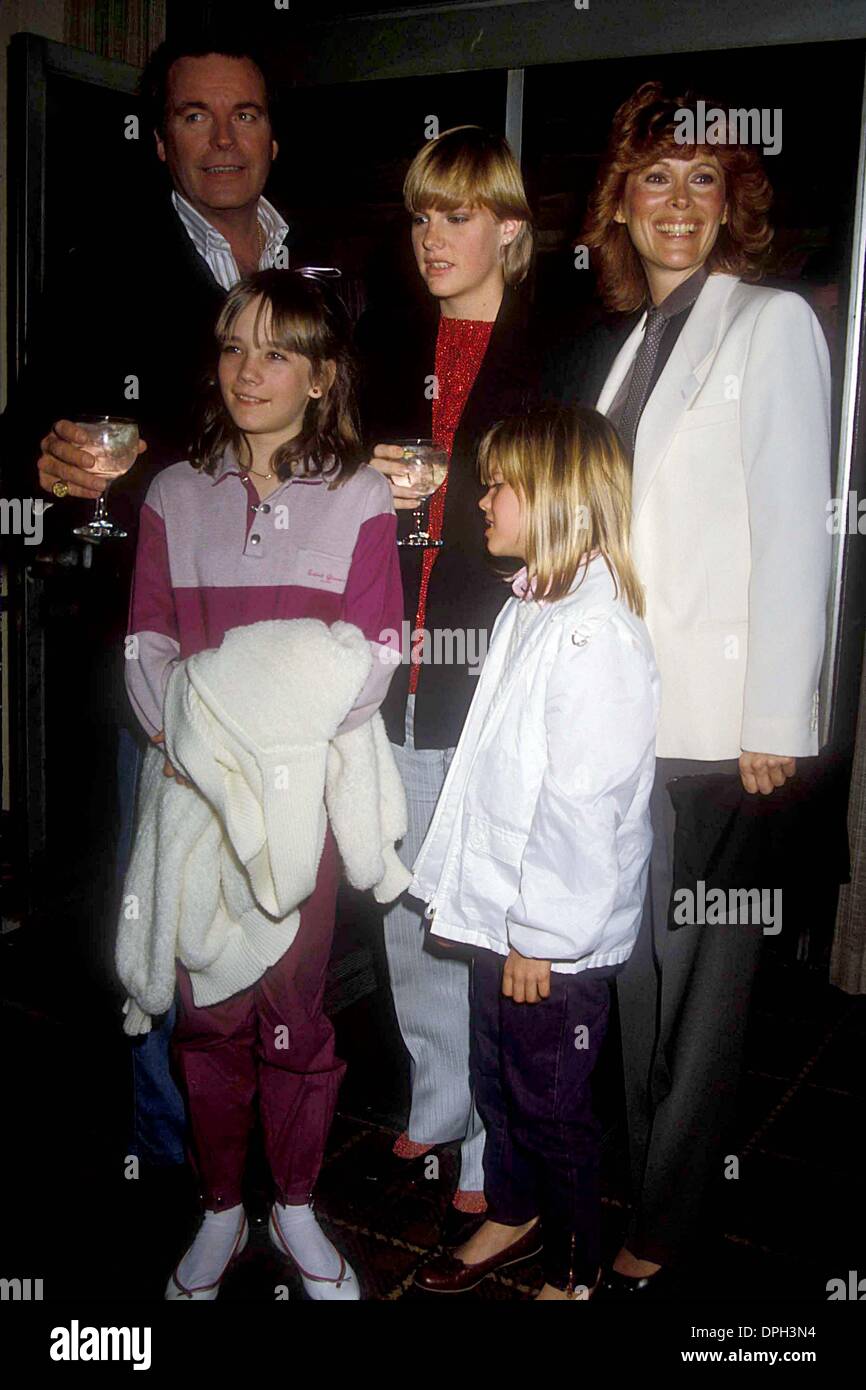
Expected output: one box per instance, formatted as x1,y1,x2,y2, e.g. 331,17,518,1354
596,1266,667,1299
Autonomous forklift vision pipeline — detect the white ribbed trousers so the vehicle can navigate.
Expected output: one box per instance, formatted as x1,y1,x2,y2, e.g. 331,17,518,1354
383,696,486,1191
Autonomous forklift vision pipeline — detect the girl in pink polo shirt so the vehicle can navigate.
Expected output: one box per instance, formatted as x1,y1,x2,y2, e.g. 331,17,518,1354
126,269,402,1300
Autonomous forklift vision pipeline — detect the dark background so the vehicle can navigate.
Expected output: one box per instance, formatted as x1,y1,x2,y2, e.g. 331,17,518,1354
1,2,864,1315
28,37,863,981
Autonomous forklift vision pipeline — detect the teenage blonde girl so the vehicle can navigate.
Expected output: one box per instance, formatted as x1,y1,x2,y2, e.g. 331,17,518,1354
358,126,538,1228
410,405,660,1298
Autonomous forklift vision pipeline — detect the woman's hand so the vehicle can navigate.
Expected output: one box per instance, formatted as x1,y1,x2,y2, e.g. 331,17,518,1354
366,443,429,510
739,751,797,795
502,948,551,1004
151,730,193,789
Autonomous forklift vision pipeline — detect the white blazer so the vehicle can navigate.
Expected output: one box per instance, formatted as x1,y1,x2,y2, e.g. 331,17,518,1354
410,557,660,971
596,273,831,761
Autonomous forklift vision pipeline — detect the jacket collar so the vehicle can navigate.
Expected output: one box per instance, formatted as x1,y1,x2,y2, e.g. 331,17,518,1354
510,552,616,605
457,284,530,423
596,273,741,518
483,555,619,721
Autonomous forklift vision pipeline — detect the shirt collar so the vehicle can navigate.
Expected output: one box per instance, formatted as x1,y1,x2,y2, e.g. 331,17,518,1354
652,264,708,321
511,552,606,601
172,191,289,267
511,566,534,599
208,446,332,486
209,444,246,484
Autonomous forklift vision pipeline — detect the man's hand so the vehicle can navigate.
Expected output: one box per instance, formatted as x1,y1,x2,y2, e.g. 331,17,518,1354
367,443,429,510
38,419,147,499
151,730,192,789
739,751,797,796
502,948,551,1004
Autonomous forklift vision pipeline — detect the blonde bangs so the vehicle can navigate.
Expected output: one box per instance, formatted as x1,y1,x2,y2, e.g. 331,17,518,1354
403,150,481,215
478,407,646,616
404,125,534,285
478,427,517,488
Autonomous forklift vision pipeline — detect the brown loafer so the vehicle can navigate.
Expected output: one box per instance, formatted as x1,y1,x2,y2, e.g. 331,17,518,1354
414,1222,542,1293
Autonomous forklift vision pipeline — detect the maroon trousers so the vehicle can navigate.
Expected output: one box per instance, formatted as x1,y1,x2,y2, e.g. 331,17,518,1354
173,828,344,1210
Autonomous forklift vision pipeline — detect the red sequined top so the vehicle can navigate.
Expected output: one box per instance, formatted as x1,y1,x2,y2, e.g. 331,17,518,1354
408,315,494,694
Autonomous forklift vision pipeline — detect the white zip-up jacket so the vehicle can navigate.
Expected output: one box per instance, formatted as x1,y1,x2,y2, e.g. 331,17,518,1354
410,555,661,973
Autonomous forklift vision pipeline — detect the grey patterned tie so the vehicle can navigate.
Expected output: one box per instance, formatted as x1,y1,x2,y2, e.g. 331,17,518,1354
617,305,667,461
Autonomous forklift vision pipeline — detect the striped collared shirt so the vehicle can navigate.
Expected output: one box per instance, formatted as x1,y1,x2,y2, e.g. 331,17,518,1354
171,191,289,291
126,451,402,740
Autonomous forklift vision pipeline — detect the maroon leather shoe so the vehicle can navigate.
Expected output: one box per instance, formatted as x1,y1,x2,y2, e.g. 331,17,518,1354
414,1222,542,1293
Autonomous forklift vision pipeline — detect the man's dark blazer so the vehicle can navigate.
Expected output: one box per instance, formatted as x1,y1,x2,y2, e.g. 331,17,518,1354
2,189,317,553
1,193,293,731
3,194,293,519
356,283,541,749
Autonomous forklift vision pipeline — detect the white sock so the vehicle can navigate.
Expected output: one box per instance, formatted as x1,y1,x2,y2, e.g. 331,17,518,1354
176,1204,245,1291
273,1201,342,1279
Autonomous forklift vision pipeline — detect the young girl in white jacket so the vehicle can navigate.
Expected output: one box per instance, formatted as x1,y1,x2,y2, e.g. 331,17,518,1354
410,404,660,1300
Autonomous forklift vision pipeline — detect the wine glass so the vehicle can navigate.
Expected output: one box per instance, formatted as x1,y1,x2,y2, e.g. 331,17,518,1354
71,416,139,541
393,439,449,548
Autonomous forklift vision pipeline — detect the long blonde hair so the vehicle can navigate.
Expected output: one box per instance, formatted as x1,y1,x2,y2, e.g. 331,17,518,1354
403,125,534,286
478,405,645,615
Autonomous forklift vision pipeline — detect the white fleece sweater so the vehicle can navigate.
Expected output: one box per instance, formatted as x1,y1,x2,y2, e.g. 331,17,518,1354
116,619,410,1033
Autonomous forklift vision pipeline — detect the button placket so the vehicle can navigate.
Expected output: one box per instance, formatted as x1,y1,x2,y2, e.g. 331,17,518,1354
237,470,307,554
240,475,262,554
242,476,285,555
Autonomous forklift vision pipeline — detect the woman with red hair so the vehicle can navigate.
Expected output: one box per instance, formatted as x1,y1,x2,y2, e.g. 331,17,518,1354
556,81,832,1293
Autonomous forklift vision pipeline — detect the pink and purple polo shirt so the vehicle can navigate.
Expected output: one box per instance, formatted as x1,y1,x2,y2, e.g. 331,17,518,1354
126,450,403,739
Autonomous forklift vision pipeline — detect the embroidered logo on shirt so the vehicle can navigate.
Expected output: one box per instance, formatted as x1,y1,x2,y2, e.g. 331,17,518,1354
307,569,343,586
297,548,349,592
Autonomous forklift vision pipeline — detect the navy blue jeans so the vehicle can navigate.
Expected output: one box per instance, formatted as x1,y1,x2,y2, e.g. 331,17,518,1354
469,947,610,1290
117,724,186,1166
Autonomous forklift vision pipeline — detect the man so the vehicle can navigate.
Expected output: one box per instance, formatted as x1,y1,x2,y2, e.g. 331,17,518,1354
2,35,297,1169
31,37,291,504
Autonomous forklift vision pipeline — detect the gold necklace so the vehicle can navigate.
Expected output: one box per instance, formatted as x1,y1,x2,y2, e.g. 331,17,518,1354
242,462,274,479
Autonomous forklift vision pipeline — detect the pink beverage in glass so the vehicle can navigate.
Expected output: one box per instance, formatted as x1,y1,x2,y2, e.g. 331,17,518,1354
72,416,139,541
83,442,138,476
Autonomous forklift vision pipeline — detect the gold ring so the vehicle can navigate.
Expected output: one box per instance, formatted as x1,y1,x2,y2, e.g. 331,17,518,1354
52,481,70,499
